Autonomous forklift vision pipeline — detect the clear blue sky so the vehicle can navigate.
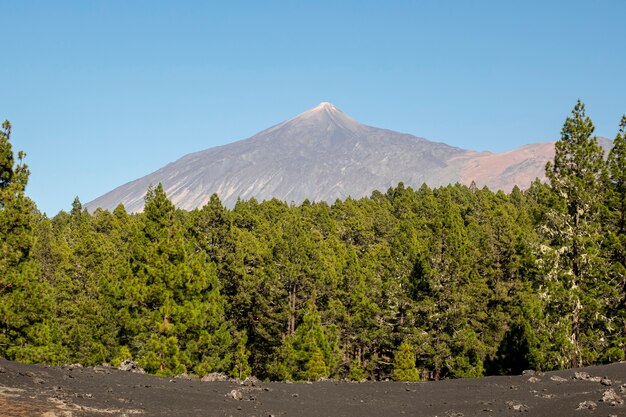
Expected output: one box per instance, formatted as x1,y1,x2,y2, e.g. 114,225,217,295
3,1,626,215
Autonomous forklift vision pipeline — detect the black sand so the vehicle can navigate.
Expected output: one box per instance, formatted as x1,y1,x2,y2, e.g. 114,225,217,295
0,358,624,416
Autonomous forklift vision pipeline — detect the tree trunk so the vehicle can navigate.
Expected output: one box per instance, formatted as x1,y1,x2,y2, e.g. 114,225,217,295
571,296,581,368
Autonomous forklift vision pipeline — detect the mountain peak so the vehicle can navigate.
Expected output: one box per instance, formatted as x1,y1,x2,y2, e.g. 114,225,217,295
280,101,360,132
313,102,337,111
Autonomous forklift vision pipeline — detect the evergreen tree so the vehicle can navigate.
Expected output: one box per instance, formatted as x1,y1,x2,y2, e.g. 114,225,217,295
306,347,329,381
543,101,611,367
489,318,542,375
232,331,252,379
608,116,626,239
606,115,626,360
340,247,383,380
348,357,366,381
0,120,59,363
270,300,338,380
392,341,420,381
128,185,233,376
0,120,34,281
413,189,479,379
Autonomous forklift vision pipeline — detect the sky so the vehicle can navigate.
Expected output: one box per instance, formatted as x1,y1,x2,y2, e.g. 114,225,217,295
3,1,626,215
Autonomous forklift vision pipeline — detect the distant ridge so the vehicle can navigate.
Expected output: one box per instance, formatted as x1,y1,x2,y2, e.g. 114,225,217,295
85,103,612,213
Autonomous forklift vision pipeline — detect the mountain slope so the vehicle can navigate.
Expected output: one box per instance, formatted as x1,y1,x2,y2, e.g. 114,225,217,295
455,137,613,191
85,103,611,213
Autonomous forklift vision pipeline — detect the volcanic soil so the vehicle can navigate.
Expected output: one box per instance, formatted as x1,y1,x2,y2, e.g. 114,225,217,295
0,358,625,416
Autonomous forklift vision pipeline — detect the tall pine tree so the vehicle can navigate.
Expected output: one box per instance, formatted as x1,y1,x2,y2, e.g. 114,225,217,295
0,120,58,363
543,101,611,367
606,115,626,361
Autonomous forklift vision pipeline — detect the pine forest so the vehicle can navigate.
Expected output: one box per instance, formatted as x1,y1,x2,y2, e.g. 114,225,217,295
1,102,625,382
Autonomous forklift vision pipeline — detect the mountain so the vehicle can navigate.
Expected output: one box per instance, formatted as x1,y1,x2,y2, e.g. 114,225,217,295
455,138,613,191
85,103,611,213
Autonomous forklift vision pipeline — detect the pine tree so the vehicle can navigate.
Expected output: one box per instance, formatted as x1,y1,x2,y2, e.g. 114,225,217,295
306,347,328,381
142,334,186,376
128,185,233,376
543,101,611,367
50,205,122,365
232,331,252,380
608,116,626,238
413,189,478,379
0,120,33,278
0,120,60,363
341,247,383,380
271,300,339,380
348,357,366,381
392,341,420,381
606,115,626,360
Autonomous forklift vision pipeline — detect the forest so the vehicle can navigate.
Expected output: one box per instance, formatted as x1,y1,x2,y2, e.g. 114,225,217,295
1,101,625,382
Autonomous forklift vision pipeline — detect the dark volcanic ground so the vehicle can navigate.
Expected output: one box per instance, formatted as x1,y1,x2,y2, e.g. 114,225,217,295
0,358,625,417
